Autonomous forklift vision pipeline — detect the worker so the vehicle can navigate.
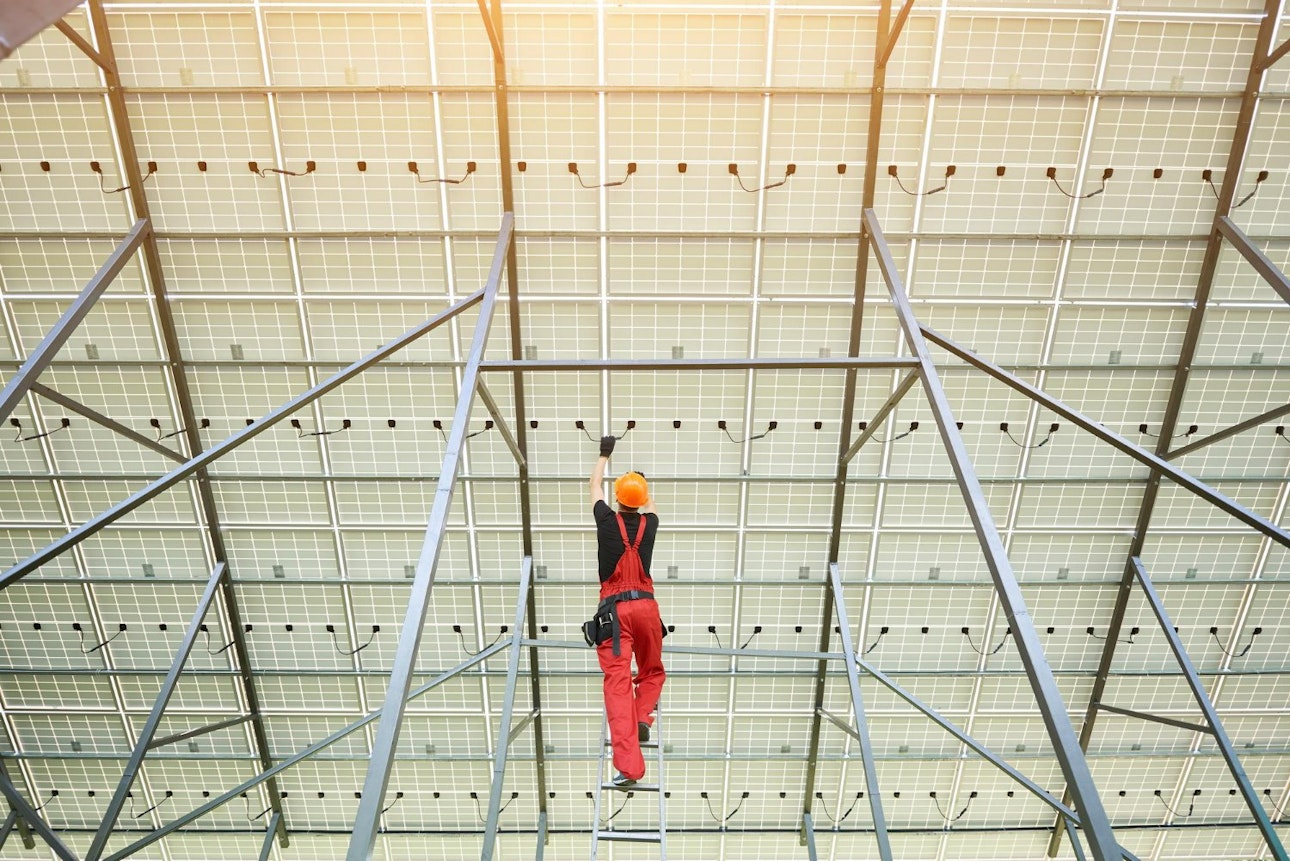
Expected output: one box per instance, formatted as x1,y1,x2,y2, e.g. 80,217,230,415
589,435,666,788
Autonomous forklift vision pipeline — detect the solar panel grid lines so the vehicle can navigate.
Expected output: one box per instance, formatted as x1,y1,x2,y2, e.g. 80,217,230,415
2,3,1290,860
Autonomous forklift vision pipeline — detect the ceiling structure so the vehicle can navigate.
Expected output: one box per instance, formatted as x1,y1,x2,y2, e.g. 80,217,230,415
0,1,1289,860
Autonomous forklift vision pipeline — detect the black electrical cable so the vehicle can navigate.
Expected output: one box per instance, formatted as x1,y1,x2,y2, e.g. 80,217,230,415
411,161,476,185
76,623,125,654
703,791,748,823
863,627,888,655
200,626,235,656
1002,424,1058,449
930,790,975,822
473,791,518,823
720,422,776,444
814,792,863,824
456,626,505,657
708,627,724,649
872,422,916,444
1155,789,1200,818
729,164,794,193
570,162,636,189
963,627,1011,656
1210,626,1261,658
1087,626,1139,644
1263,789,1288,818
600,791,634,824
329,625,377,656
738,626,763,649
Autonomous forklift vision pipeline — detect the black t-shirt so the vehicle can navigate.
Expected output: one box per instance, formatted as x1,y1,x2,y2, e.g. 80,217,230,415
593,499,659,583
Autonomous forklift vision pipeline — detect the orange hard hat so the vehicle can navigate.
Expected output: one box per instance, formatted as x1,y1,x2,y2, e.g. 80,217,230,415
614,472,649,508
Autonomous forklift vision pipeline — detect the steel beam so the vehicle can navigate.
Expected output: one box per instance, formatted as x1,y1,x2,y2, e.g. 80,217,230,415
1051,2,1284,854
802,812,818,861
481,558,533,861
258,812,280,861
865,207,1122,860
85,562,226,861
29,382,185,463
0,810,14,851
84,2,292,844
1216,216,1290,305
102,641,506,861
481,357,917,372
483,0,550,842
0,218,148,424
1131,557,1287,858
1166,401,1290,460
878,0,916,67
804,0,899,835
827,563,893,859
840,370,920,465
147,715,255,751
1264,36,1290,69
921,326,1290,549
1091,703,1209,735
476,379,525,468
346,214,513,861
0,762,76,861
53,18,108,70
0,290,482,590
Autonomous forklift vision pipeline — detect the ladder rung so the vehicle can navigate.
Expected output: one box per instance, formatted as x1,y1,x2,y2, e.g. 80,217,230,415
604,740,659,749
597,830,662,843
601,781,660,792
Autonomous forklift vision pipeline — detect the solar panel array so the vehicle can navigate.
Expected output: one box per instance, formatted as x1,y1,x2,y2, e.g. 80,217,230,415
0,1,1288,860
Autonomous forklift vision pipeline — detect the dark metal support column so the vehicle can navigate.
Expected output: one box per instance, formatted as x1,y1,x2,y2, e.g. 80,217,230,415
1215,216,1290,305
1050,2,1284,853
0,810,15,850
801,812,818,861
346,214,514,861
1131,557,1288,858
0,762,76,861
480,0,551,841
81,2,295,845
803,0,900,838
28,382,185,462
0,291,482,588
865,207,1122,860
0,218,147,423
481,557,534,861
85,562,227,860
827,563,892,860
104,641,506,861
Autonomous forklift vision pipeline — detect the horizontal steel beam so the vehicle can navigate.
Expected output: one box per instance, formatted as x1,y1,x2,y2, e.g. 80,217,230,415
1216,216,1290,305
921,325,1290,549
481,357,919,372
521,637,843,661
0,289,483,592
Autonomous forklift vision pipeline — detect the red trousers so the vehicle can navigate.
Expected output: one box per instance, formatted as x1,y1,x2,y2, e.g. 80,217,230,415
596,598,666,780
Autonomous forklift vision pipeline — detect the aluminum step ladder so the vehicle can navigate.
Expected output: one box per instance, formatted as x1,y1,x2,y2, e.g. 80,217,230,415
590,702,666,860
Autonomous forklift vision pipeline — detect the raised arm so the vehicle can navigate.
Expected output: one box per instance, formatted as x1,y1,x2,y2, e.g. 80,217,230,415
590,436,615,506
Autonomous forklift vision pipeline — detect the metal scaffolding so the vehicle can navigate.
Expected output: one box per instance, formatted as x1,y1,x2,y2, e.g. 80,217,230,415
3,209,1287,860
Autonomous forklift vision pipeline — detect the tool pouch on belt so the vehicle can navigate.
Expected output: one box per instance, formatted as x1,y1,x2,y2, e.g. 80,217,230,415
582,606,615,648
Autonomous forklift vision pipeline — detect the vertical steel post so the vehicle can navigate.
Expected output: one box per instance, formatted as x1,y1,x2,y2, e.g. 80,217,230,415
84,2,292,844
802,812,818,861
1131,557,1288,859
85,562,227,860
0,218,148,424
346,214,514,861
804,0,897,833
481,557,534,861
1051,1,1284,853
259,812,281,861
864,207,1122,861
828,563,893,860
0,763,76,861
479,0,551,836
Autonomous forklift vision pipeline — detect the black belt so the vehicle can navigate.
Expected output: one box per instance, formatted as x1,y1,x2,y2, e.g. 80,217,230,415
601,589,653,606
598,590,654,655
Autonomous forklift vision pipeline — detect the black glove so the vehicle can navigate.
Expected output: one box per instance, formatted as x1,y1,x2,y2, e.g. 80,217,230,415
599,435,616,458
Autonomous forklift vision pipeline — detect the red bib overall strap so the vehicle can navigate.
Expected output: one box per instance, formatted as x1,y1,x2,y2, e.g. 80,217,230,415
600,513,650,600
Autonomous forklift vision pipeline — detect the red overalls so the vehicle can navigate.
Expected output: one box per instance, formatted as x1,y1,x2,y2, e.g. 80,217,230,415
597,513,666,781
